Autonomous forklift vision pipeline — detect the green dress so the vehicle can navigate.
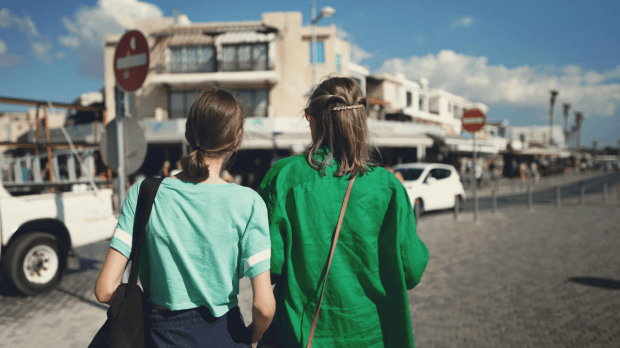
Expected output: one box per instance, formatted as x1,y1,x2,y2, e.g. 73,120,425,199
258,148,429,347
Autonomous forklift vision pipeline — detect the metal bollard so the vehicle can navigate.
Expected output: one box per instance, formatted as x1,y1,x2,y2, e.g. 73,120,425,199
495,176,500,195
579,181,585,205
454,195,459,220
492,190,498,214
555,186,561,208
527,174,533,211
603,182,608,203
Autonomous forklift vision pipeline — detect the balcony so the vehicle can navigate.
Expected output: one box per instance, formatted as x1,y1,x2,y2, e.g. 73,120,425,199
150,70,279,86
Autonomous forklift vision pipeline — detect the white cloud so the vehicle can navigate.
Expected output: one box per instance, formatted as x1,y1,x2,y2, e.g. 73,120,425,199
0,8,39,36
0,39,20,67
58,36,80,48
59,0,163,79
56,51,67,60
0,8,52,64
31,42,52,64
377,49,620,117
351,44,373,64
336,26,373,64
450,16,473,29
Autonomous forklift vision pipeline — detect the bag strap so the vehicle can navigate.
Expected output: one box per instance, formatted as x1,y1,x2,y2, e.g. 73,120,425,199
306,175,356,348
125,176,164,298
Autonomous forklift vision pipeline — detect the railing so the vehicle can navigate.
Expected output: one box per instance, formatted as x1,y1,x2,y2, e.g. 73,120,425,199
0,148,109,189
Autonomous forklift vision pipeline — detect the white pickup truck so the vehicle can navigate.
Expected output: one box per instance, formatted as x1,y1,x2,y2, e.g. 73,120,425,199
0,182,118,295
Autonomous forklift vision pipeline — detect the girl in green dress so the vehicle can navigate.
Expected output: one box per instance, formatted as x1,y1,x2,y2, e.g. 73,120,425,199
258,77,429,347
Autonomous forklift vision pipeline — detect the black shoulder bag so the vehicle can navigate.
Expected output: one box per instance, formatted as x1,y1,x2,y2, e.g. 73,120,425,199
89,176,164,348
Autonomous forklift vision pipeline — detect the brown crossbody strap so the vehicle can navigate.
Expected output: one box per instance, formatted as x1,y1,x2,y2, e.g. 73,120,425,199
305,175,356,348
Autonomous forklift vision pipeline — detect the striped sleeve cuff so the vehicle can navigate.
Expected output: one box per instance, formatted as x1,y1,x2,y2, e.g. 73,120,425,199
244,249,271,278
109,227,132,258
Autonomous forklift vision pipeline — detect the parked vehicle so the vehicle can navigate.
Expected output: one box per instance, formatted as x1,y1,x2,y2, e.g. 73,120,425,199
0,151,117,296
393,163,466,216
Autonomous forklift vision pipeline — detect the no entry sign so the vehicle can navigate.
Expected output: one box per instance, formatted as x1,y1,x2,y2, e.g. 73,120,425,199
462,109,487,133
114,30,149,92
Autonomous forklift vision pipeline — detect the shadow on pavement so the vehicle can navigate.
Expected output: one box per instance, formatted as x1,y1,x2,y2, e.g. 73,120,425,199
568,277,620,290
65,258,101,275
55,287,108,310
0,276,24,297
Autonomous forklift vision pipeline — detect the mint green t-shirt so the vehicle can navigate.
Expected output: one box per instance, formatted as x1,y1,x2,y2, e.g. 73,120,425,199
110,177,271,316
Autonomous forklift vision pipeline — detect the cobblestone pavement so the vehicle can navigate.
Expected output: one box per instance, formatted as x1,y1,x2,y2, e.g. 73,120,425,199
0,193,618,347
410,198,620,348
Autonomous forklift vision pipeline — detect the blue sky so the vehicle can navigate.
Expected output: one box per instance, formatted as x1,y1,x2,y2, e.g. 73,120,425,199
1,0,619,147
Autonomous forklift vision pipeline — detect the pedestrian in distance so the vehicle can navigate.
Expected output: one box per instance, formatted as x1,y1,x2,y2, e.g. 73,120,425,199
158,160,171,177
258,77,429,347
384,165,405,184
95,88,275,347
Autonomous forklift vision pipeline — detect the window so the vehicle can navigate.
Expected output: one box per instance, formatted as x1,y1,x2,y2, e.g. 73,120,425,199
454,106,461,119
448,103,452,113
406,91,413,107
426,168,450,182
221,44,268,72
439,169,452,179
237,89,268,117
309,41,324,64
336,54,341,73
170,46,215,73
419,96,424,111
395,168,424,181
169,91,199,119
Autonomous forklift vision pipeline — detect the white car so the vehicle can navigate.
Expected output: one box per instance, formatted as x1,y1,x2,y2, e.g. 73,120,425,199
392,163,466,215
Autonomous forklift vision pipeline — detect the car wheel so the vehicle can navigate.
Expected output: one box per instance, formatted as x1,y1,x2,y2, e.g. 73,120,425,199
2,232,65,296
414,199,424,219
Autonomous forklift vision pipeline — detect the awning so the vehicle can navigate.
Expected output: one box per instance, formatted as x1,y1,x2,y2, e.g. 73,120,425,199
372,134,433,148
516,147,572,158
169,33,214,46
139,118,435,150
149,71,279,86
431,134,507,154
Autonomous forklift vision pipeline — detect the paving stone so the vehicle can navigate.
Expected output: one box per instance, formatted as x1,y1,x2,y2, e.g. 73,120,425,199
0,191,618,347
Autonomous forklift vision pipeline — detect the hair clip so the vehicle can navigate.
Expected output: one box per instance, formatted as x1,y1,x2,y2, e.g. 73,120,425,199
332,104,364,111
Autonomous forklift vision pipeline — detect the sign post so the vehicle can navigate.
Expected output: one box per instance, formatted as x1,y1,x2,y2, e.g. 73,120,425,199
113,30,149,208
462,109,487,222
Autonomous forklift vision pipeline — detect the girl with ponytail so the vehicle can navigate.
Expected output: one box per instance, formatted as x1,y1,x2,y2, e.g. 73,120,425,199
97,88,275,347
258,77,429,347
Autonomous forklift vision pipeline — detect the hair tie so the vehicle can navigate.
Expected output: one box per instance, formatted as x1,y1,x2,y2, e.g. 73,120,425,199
333,104,364,111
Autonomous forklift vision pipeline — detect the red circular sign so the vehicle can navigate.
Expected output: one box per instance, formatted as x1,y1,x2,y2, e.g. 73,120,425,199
114,30,149,92
462,109,487,132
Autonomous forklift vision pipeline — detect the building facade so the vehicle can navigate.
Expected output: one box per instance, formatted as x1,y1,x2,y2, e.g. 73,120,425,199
508,125,565,149
102,11,502,186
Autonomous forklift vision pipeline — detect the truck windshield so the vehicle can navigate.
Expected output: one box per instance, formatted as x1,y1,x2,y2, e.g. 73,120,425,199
394,168,424,181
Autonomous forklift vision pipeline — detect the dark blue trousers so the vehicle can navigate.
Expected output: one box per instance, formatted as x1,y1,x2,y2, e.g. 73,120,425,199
147,306,251,347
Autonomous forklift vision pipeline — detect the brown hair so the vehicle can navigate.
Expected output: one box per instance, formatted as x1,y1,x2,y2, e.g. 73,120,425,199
181,88,244,181
305,76,375,176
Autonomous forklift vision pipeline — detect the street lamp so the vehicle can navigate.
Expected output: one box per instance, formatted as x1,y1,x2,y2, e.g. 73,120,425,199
311,2,335,87
574,111,584,150
549,90,559,146
562,103,570,148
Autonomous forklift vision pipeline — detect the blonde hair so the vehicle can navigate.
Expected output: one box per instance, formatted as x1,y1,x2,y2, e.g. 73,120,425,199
305,77,376,177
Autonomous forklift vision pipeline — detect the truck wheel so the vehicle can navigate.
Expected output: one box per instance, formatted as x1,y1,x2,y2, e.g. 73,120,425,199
2,232,65,296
